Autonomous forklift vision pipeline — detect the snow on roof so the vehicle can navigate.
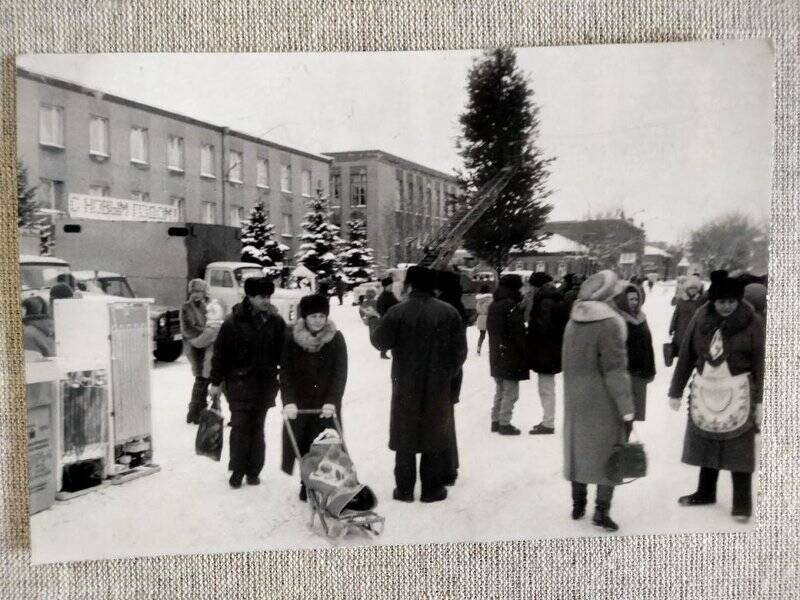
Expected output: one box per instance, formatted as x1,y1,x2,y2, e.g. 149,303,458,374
538,233,589,254
644,245,672,257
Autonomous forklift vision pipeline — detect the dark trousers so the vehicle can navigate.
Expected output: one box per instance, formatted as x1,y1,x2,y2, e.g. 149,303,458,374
394,451,445,496
477,330,487,349
187,377,210,421
229,407,268,477
695,466,753,516
571,481,615,511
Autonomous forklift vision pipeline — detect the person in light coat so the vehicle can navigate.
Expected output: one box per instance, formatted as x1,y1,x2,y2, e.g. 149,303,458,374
562,270,635,532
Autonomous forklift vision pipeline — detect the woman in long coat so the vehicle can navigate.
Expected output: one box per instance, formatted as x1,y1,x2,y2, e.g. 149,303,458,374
180,279,214,424
562,270,635,532
669,274,704,359
612,282,656,421
280,294,348,500
668,276,764,522
487,274,529,435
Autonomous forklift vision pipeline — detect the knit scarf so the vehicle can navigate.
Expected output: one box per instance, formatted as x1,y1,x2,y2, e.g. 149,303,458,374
293,318,337,353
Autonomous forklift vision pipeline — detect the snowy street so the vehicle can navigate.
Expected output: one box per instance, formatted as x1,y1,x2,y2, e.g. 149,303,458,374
30,281,757,563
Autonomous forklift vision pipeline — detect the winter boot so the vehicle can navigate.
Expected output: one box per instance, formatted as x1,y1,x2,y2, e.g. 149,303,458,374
299,483,307,502
420,487,448,503
678,492,716,506
392,488,414,503
497,424,521,436
246,474,261,486
491,421,499,433
229,472,244,489
571,482,587,520
592,503,619,532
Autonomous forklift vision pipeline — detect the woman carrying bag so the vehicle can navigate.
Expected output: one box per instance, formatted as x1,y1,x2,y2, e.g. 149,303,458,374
668,275,765,522
280,294,348,501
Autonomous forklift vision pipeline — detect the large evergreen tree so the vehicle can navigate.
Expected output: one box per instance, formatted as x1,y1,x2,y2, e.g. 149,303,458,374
455,48,554,273
295,189,343,279
240,202,288,269
17,161,38,227
338,218,375,285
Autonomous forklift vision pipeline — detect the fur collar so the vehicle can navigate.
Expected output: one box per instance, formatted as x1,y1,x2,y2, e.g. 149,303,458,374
293,318,337,353
571,300,623,324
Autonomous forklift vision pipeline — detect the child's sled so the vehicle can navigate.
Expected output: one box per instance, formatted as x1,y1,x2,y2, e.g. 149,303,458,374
283,409,385,540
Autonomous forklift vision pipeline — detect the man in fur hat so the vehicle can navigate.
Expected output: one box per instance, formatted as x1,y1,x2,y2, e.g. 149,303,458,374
209,277,287,489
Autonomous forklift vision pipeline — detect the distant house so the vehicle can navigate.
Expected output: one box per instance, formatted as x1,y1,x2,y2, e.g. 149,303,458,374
507,233,597,278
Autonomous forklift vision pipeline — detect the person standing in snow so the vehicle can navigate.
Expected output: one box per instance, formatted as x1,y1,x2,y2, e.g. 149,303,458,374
562,273,584,315
562,270,635,532
363,266,467,503
209,277,287,489
668,275,765,522
181,279,218,424
376,276,399,359
668,274,704,364
612,281,656,423
334,276,347,306
487,274,529,436
474,283,493,356
526,272,569,435
280,294,348,501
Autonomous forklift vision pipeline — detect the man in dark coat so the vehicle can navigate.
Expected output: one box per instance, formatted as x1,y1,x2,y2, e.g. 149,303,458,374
376,276,399,359
209,277,287,489
365,266,467,503
487,274,529,435
526,272,569,435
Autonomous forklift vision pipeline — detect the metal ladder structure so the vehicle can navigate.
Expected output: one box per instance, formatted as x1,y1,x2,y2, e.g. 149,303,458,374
417,165,518,270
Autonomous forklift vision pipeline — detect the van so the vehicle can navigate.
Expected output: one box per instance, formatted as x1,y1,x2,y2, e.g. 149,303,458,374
204,262,310,323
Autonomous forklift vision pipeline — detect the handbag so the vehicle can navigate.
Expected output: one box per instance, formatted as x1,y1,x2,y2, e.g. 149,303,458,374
606,429,647,483
195,406,224,461
663,341,675,367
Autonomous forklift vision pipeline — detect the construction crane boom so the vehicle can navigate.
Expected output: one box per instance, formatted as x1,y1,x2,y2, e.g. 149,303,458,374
417,165,518,270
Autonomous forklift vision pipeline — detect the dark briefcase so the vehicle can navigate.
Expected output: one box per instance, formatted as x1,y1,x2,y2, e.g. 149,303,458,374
663,341,675,367
606,434,647,482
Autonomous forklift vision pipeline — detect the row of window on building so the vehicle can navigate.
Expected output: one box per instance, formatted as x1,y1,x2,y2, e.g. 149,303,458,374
39,104,318,196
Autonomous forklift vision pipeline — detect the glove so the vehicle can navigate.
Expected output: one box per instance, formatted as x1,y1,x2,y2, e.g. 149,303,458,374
754,404,762,428
283,403,298,420
320,403,335,419
669,396,681,412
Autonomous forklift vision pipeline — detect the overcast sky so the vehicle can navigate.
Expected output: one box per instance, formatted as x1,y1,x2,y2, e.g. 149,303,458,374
18,40,773,244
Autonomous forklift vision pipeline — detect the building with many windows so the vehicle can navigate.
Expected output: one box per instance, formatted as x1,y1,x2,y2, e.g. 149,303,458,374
16,67,331,259
323,150,460,268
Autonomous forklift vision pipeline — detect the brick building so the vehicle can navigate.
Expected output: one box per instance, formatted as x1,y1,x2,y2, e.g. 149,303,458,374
16,67,330,259
323,150,460,269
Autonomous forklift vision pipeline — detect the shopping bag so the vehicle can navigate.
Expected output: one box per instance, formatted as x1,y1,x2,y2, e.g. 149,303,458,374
662,342,675,367
195,407,224,461
606,431,647,483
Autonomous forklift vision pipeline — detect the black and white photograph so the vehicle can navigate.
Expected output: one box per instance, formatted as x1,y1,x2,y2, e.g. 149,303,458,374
16,40,773,563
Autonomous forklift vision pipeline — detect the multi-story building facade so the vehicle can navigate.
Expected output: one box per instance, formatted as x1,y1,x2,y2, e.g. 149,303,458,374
323,150,460,268
16,67,331,259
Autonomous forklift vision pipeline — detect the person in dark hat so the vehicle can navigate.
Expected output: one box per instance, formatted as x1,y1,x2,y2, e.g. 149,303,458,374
209,277,287,489
487,274,529,435
669,275,764,523
22,295,55,358
364,265,467,503
376,276,399,359
280,294,348,501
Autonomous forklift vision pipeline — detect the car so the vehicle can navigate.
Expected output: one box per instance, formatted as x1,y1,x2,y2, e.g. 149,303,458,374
71,270,184,362
204,261,310,323
19,254,71,302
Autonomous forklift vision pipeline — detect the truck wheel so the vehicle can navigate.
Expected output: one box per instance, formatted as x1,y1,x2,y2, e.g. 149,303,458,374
154,340,183,362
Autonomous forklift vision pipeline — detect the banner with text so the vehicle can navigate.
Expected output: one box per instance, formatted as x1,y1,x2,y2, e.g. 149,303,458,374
68,194,180,223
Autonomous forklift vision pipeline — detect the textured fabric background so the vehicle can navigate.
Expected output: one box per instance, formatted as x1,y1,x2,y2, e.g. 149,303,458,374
1,2,798,598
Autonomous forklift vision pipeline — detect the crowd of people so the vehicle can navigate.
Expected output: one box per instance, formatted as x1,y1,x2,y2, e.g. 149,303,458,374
179,262,766,534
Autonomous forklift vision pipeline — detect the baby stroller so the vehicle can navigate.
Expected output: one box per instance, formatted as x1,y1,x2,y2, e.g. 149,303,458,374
283,409,385,539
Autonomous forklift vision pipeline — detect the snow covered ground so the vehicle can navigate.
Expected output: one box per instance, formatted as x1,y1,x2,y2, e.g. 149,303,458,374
30,281,757,563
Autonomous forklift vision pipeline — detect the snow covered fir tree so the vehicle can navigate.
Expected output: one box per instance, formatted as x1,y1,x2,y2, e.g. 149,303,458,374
338,218,376,285
240,202,288,271
295,189,343,280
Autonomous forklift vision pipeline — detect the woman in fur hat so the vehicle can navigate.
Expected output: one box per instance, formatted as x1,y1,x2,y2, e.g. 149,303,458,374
668,274,705,361
280,294,348,501
181,278,215,424
562,270,635,532
612,282,656,422
668,275,765,522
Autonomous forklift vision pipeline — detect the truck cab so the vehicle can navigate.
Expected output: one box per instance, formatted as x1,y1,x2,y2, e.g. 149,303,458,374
204,262,310,323
19,255,71,302
71,270,183,362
